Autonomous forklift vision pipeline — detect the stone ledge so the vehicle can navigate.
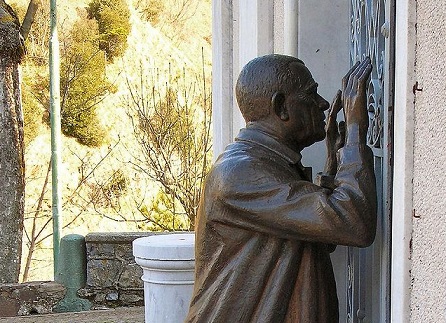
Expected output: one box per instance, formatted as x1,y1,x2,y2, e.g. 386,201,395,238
85,232,158,244
0,281,65,317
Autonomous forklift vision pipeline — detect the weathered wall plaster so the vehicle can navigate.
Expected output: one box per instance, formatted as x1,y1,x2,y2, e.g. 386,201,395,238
411,0,446,321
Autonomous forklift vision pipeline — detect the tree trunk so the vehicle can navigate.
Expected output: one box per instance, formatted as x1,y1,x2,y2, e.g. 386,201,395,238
20,0,39,41
0,0,26,283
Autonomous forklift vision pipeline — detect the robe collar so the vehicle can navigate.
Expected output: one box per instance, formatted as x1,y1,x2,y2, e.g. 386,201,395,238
235,127,303,165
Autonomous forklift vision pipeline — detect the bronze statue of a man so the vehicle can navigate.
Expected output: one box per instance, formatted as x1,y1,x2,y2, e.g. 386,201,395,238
185,55,377,323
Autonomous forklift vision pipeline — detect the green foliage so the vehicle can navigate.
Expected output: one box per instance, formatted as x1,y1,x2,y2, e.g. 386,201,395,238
21,66,45,145
16,2,115,147
87,0,131,60
22,11,115,147
136,0,200,25
136,0,164,24
104,169,128,198
138,190,190,231
58,15,116,146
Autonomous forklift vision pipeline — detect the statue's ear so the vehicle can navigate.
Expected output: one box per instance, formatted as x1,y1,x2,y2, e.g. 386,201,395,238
271,92,289,121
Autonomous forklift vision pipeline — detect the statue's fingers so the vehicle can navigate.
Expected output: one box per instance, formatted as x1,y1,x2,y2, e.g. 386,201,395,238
339,121,346,142
346,71,357,94
342,61,360,90
347,58,370,94
330,90,342,115
351,58,370,79
326,117,334,133
357,62,373,91
345,59,367,94
339,120,346,147
355,58,371,79
327,91,339,123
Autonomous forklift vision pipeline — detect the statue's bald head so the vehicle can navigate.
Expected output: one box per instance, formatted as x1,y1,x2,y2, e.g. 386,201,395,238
235,54,308,122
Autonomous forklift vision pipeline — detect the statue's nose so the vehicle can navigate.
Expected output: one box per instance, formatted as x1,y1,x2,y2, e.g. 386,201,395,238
318,95,330,111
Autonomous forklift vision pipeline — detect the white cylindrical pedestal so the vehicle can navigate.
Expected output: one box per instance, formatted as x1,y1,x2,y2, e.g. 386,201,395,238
133,233,195,323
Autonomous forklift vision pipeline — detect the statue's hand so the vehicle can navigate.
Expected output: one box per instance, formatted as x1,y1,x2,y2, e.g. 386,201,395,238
342,57,372,145
324,90,346,175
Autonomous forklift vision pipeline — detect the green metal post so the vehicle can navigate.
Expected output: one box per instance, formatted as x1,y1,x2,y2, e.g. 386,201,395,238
49,0,62,278
54,234,91,312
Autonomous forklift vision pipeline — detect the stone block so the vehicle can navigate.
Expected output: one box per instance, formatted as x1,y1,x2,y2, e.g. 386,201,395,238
87,243,116,258
93,292,106,303
118,263,143,288
85,232,156,245
86,259,122,287
0,297,20,317
119,292,143,304
115,243,133,261
105,292,119,301
0,281,65,317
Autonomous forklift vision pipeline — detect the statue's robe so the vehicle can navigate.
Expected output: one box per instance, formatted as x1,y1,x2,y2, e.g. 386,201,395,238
185,127,376,323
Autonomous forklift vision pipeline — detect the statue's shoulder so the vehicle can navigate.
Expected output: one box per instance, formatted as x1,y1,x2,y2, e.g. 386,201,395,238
210,139,289,188
213,140,258,176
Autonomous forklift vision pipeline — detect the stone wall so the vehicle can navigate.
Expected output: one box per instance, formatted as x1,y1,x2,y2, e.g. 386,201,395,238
0,232,165,316
78,232,157,309
0,281,65,317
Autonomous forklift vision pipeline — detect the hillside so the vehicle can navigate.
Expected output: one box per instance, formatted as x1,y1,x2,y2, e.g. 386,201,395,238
10,0,211,281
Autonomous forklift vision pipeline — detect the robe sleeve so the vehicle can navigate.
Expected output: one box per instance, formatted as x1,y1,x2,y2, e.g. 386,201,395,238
209,144,377,247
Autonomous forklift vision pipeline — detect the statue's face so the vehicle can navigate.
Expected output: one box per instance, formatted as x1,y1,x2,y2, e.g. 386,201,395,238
283,63,329,150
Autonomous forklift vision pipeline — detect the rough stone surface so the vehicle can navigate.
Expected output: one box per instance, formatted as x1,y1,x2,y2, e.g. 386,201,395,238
118,263,142,288
79,232,158,309
0,281,65,317
411,1,446,322
86,259,122,288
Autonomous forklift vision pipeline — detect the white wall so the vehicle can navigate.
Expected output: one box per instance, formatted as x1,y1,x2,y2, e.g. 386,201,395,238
410,1,446,321
296,1,350,177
